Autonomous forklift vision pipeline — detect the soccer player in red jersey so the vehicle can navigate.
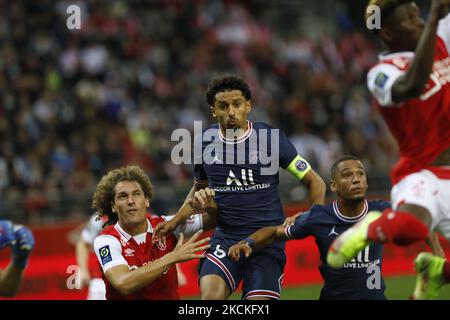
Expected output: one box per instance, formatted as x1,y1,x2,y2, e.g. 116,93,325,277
75,212,107,300
327,0,450,299
92,165,212,300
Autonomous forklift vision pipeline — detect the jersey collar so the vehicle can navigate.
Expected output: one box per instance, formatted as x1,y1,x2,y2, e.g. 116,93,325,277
114,218,153,241
379,51,414,61
332,200,368,223
218,120,253,144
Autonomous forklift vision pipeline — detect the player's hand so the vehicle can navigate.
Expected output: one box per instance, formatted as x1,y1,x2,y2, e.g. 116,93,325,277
188,188,216,211
171,230,210,263
0,220,15,249
12,225,35,270
228,241,253,262
431,0,450,20
283,212,302,227
79,269,92,289
152,219,178,245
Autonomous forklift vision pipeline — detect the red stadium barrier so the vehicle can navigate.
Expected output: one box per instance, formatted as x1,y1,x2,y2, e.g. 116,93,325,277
1,214,449,299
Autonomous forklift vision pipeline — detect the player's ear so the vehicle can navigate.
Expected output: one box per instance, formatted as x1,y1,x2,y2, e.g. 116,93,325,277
145,198,150,208
210,106,216,118
330,180,337,192
246,99,252,113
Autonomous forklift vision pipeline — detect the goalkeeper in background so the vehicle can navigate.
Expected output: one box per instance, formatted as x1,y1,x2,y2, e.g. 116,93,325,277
0,220,35,297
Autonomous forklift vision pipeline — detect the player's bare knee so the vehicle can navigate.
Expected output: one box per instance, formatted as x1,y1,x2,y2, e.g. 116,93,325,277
200,275,229,300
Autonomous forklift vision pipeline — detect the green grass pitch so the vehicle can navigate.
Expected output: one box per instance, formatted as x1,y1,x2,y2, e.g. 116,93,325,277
186,275,450,300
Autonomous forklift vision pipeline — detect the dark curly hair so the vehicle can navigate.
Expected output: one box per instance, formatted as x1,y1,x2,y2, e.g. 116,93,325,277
92,165,153,226
206,75,252,106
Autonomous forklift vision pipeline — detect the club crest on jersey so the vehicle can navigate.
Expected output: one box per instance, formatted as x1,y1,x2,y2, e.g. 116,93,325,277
99,245,112,265
295,159,308,172
374,72,389,88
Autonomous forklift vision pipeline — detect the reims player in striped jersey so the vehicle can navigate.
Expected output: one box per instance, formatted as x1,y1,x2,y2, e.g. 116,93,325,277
92,166,212,300
327,0,450,299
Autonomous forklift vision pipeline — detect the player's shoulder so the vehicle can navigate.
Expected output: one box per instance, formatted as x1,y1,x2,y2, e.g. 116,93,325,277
367,199,391,211
149,215,166,226
99,223,117,236
252,121,275,130
305,203,334,220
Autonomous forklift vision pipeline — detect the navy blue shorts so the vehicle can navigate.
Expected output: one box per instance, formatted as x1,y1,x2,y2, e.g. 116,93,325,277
198,234,286,300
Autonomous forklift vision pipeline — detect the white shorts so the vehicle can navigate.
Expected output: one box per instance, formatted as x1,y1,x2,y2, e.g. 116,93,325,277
87,278,106,300
391,169,450,240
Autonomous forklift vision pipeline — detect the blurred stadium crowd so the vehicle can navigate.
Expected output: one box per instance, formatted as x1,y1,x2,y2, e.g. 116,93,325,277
0,0,399,223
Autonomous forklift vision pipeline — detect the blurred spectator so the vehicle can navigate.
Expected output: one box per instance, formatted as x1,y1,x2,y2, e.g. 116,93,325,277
0,0,394,223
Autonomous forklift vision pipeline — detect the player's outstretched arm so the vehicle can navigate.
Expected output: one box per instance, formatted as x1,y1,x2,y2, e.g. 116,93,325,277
228,225,287,262
153,183,208,243
188,187,218,230
300,169,326,206
104,230,210,296
75,238,92,288
391,0,450,103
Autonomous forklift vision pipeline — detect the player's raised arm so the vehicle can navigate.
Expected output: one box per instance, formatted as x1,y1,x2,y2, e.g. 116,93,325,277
152,181,208,243
284,155,326,206
368,0,450,104
228,225,287,262
299,168,326,206
96,230,210,296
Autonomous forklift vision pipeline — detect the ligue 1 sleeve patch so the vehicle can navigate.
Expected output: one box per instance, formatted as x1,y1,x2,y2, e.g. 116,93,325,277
99,245,112,265
295,159,308,172
374,72,389,88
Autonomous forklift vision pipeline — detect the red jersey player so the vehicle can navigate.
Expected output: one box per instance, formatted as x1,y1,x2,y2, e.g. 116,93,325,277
92,165,212,300
327,0,450,299
76,212,107,300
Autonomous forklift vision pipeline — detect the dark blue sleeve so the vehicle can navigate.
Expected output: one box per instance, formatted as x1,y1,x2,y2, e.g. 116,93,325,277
285,211,312,239
278,128,299,169
193,164,208,184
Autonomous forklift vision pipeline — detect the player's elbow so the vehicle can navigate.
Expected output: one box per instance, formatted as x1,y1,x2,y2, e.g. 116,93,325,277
113,280,134,296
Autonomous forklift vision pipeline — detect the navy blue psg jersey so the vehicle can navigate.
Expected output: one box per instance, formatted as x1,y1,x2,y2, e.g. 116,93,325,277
285,200,391,300
194,121,302,239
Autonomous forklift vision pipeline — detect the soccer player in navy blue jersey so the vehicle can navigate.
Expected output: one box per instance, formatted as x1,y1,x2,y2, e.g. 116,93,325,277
153,75,326,300
229,155,445,299
229,156,391,299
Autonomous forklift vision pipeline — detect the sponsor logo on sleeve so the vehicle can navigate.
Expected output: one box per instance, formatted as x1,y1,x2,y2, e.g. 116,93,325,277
99,245,112,265
295,159,308,172
374,72,389,88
